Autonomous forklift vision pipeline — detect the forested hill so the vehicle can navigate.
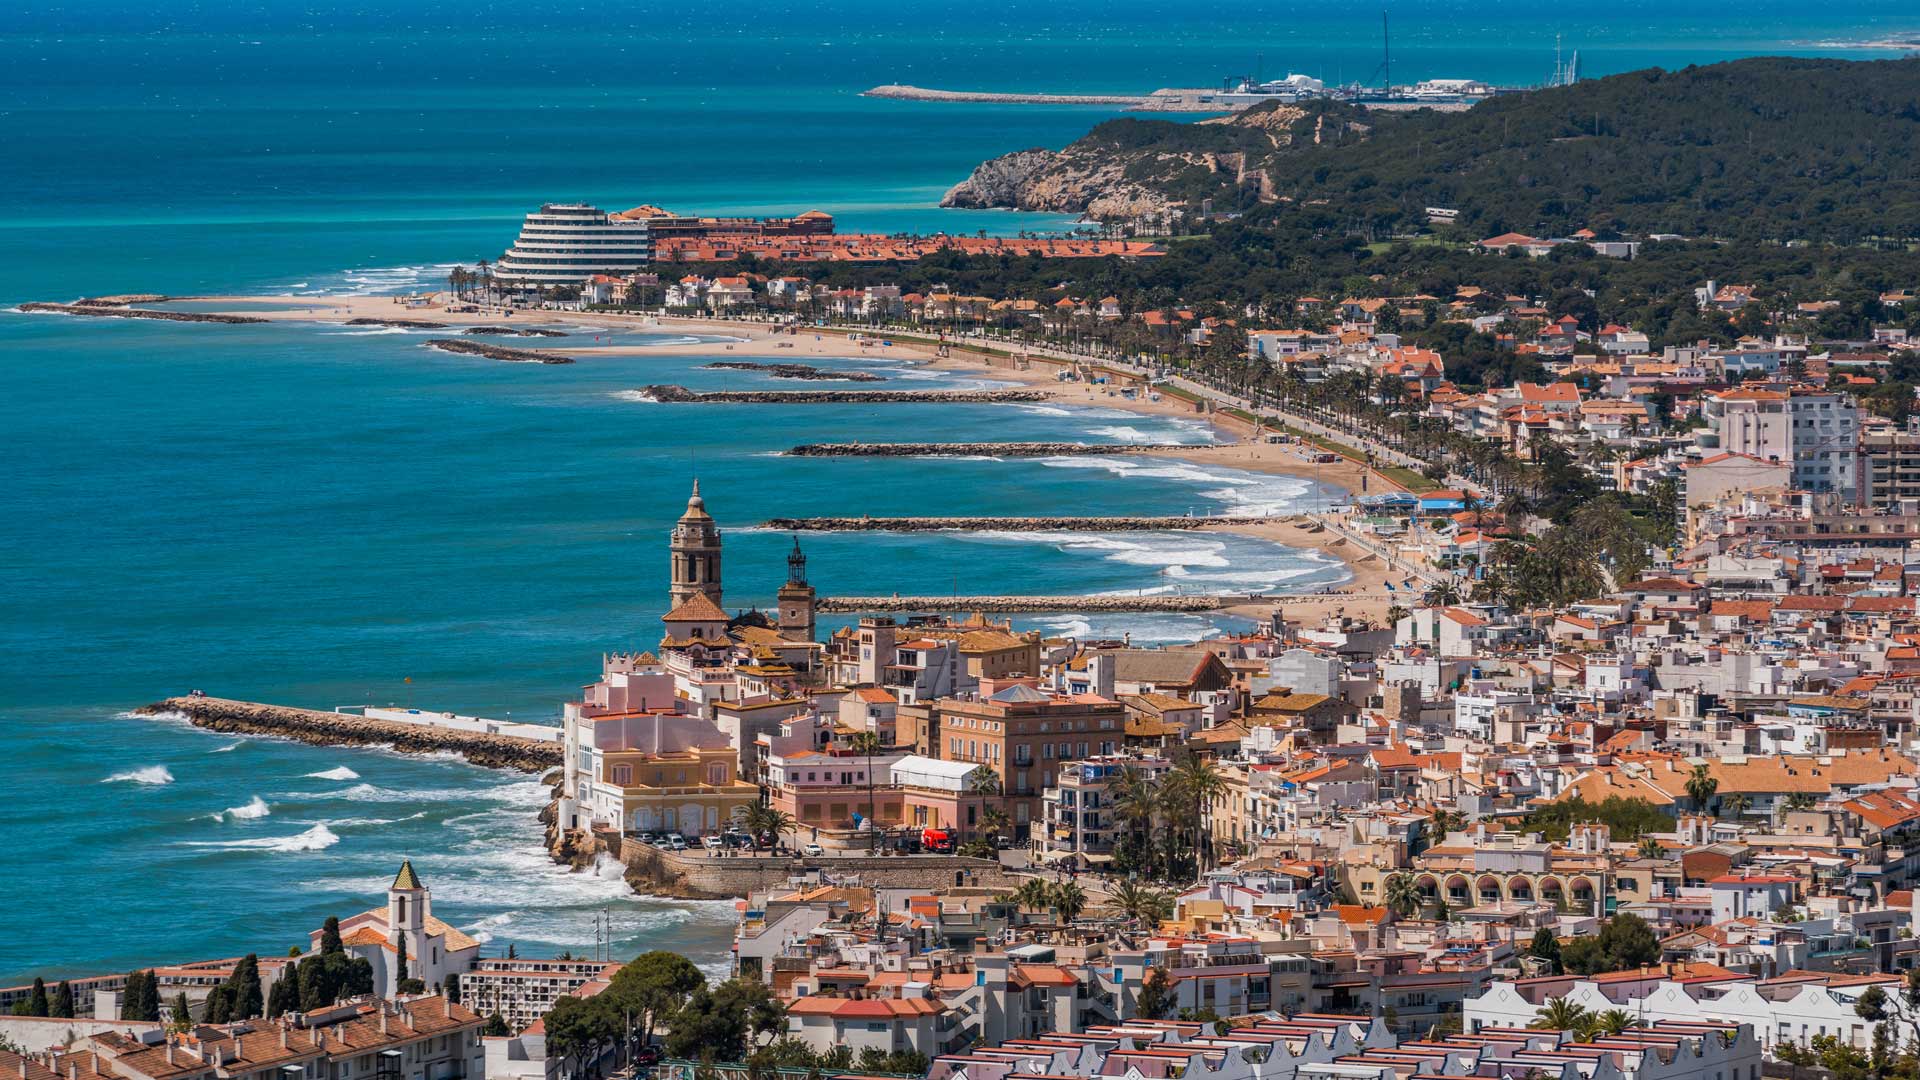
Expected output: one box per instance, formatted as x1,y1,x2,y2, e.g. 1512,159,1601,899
1272,57,1920,243
944,57,1920,244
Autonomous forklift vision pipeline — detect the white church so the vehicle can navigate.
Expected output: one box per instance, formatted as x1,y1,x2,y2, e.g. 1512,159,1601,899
311,860,481,995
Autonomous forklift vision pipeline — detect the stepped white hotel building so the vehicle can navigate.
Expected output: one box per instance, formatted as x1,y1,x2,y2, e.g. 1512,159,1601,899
493,203,651,284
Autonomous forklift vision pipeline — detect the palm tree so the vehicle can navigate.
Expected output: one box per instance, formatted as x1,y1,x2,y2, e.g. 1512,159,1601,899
1049,882,1087,925
1593,1009,1639,1036
1721,793,1751,819
1112,766,1162,878
846,730,883,851
1635,837,1664,860
980,807,1011,842
1423,580,1463,607
1529,996,1591,1033
967,767,1002,797
1685,764,1719,812
1108,882,1172,929
1383,872,1422,919
1013,877,1053,914
1170,754,1227,875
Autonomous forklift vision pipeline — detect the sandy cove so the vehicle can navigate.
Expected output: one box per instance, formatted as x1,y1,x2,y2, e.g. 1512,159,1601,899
180,297,1408,623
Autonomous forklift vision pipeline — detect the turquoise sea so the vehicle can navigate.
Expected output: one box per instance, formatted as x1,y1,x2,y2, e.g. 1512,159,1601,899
3,0,1915,983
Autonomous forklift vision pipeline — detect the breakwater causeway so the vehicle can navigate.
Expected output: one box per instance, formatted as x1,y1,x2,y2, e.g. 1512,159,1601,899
817,594,1241,613
424,339,573,364
865,84,1151,106
787,442,1188,457
464,326,567,338
704,362,885,382
637,385,1048,404
766,514,1268,531
135,696,562,772
18,302,267,325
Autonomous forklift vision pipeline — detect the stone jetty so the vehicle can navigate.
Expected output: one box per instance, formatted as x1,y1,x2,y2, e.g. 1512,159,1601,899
765,514,1267,531
346,317,443,329
18,302,267,325
423,338,573,364
864,84,1152,107
787,442,1186,457
136,696,561,772
704,362,885,382
818,595,1239,613
637,385,1048,404
463,326,567,338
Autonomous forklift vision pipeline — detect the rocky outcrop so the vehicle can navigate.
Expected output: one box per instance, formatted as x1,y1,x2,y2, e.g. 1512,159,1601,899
463,326,567,338
635,385,1048,404
18,303,266,325
76,294,169,306
703,362,885,382
136,697,561,772
423,338,572,364
346,317,443,329
940,101,1352,220
766,514,1266,531
787,442,1185,457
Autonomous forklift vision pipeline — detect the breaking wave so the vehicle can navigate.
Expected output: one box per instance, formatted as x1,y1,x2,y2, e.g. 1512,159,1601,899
104,765,174,785
305,766,360,781
180,824,340,852
216,796,272,821
209,742,243,753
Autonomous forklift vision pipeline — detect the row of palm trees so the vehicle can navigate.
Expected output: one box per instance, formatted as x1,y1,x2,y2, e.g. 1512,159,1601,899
1003,878,1090,926
1530,996,1643,1041
1107,753,1232,882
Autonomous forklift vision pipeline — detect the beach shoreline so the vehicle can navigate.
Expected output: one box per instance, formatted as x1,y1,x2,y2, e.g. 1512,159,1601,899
143,296,1405,623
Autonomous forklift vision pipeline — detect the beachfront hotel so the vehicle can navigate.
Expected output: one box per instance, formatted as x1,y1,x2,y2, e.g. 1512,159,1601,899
492,203,652,284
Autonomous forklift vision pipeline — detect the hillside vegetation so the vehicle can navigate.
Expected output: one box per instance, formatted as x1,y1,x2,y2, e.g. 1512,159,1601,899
945,57,1920,243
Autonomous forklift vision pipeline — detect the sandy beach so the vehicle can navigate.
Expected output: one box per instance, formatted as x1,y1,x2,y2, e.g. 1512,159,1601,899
177,296,1411,623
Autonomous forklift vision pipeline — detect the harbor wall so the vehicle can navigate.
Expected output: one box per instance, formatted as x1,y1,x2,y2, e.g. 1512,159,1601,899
766,514,1269,531
135,696,562,772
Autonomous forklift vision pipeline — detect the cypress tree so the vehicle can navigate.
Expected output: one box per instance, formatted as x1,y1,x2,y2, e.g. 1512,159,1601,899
170,992,191,1030
137,972,161,1022
27,978,48,1017
321,916,344,956
442,974,461,1004
395,936,409,984
51,980,74,1019
228,954,264,1019
267,969,297,1018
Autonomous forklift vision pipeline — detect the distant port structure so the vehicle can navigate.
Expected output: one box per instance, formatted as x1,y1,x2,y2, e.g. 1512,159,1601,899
866,22,1579,112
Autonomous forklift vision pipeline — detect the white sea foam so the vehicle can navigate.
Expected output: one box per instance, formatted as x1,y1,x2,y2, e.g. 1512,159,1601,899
321,327,426,336
216,796,272,821
1010,404,1075,417
104,765,174,785
610,390,659,404
180,823,339,852
208,741,243,753
1085,424,1158,443
305,766,360,781
1033,454,1315,516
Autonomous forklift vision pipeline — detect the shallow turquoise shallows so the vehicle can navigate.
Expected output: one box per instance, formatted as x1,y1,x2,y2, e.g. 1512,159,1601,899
2,0,1909,982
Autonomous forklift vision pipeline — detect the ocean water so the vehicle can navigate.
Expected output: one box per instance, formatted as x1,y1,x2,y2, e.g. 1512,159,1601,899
3,0,1914,984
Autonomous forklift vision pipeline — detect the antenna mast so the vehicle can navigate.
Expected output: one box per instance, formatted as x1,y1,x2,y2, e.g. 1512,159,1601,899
1382,12,1391,96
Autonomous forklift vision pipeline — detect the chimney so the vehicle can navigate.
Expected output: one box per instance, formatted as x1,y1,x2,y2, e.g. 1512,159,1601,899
281,1028,289,1050
379,1010,388,1036
165,1044,174,1067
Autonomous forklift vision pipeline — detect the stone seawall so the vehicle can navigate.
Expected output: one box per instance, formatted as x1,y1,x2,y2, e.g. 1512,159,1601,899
18,303,267,325
463,326,568,338
424,339,573,364
636,385,1049,404
618,841,1017,900
703,362,886,382
786,442,1187,457
135,697,562,772
346,317,443,329
817,594,1241,613
864,84,1152,107
766,514,1268,531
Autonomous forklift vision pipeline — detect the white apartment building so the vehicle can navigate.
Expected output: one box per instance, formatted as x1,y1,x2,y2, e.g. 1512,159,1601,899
494,204,652,284
1039,755,1170,865
1703,388,1858,500
457,958,619,1032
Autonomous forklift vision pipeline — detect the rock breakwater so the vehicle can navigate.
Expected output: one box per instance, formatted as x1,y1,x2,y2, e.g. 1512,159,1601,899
135,697,561,772
636,385,1048,404
346,317,443,329
766,514,1268,531
818,595,1241,613
787,442,1186,457
424,338,573,364
18,302,267,325
463,326,568,338
704,362,885,382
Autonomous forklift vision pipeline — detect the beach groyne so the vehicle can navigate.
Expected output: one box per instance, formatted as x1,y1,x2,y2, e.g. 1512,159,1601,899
424,338,573,364
704,362,886,382
18,303,267,325
864,84,1151,106
464,326,568,338
135,697,561,772
346,317,444,329
636,385,1049,404
787,442,1186,457
818,594,1242,613
765,514,1269,531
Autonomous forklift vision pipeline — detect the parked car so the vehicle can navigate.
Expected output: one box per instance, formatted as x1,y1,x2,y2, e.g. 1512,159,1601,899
993,835,1013,850
702,836,723,851
802,843,825,857
636,832,658,845
665,833,688,851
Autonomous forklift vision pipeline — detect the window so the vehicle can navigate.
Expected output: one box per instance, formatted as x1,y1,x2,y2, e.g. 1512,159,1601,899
611,765,632,785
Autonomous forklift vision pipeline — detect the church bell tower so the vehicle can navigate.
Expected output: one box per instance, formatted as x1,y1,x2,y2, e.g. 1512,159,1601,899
669,480,723,609
776,535,816,642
